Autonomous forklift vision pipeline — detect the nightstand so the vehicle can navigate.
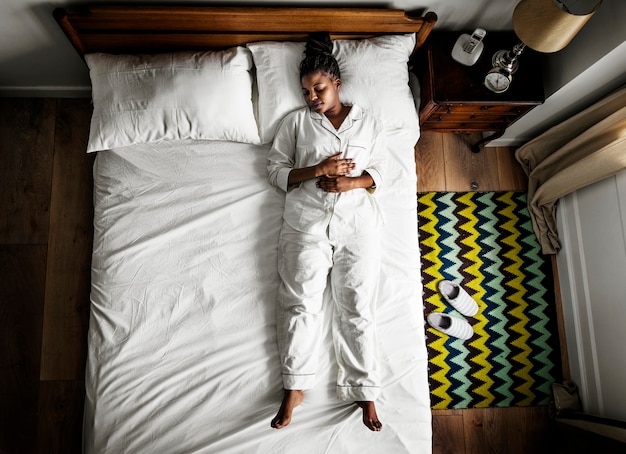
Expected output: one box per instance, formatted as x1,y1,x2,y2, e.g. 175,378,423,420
414,32,544,152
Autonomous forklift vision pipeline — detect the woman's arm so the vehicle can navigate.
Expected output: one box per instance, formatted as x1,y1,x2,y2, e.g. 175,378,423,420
288,152,355,186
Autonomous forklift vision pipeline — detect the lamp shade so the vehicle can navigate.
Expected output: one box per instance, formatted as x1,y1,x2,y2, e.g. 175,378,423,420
513,0,599,53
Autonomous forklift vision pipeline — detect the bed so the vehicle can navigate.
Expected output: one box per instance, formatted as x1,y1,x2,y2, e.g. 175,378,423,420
54,6,437,453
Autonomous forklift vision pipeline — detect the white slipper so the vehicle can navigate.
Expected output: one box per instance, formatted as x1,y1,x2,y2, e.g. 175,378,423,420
438,280,479,317
427,313,474,340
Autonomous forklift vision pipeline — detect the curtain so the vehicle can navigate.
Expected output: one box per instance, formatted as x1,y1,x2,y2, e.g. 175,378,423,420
515,85,626,254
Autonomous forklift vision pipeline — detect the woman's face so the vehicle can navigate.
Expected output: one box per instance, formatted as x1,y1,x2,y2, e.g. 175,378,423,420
301,71,342,116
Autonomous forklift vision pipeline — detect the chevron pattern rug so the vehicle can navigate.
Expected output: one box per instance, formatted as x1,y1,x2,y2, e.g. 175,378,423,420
417,191,561,410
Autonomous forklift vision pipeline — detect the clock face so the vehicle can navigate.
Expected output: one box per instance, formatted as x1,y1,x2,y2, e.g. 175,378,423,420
484,71,511,93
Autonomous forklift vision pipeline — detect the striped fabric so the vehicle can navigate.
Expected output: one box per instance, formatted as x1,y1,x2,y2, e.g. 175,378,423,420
417,191,561,409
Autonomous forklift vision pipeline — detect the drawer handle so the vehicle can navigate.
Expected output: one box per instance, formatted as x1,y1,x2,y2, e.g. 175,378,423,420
446,106,452,114
480,105,490,111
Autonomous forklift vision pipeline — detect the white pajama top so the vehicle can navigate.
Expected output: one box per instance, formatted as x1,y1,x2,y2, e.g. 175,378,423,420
267,104,386,237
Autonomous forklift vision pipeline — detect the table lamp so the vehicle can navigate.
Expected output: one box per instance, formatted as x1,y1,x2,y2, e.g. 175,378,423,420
484,0,603,93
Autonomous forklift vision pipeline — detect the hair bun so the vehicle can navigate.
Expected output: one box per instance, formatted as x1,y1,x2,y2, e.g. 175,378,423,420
304,32,333,57
299,31,340,80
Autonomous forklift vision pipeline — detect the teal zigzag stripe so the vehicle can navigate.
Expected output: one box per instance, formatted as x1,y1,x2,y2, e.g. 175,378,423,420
517,201,556,400
439,193,463,283
476,192,514,406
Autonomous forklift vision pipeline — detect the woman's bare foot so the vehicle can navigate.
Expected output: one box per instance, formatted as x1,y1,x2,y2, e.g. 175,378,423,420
356,401,383,431
271,389,304,429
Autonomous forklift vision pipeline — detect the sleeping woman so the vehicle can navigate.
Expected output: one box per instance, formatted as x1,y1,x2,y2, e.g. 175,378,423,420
267,32,386,432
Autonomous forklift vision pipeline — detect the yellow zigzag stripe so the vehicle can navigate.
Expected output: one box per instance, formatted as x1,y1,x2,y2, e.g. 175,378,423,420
429,330,453,410
418,193,452,409
500,193,534,405
457,193,494,407
420,194,446,291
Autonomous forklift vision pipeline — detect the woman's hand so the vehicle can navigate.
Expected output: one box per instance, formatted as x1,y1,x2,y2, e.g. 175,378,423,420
316,175,355,193
316,171,375,193
316,152,355,177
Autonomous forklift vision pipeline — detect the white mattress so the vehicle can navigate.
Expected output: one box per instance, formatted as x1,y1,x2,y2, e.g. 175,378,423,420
84,131,431,453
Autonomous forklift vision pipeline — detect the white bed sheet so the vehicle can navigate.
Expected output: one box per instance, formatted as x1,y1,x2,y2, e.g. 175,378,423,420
85,130,431,453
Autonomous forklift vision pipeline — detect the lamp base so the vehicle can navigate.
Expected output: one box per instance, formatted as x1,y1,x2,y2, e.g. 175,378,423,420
491,42,526,74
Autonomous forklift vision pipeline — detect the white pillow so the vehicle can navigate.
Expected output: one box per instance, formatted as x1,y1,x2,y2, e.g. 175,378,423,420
85,47,260,152
247,34,419,143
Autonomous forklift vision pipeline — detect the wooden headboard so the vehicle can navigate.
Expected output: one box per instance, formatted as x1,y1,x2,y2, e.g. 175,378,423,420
53,5,437,57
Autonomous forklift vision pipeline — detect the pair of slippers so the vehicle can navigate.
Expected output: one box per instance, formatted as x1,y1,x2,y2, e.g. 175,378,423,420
427,281,479,340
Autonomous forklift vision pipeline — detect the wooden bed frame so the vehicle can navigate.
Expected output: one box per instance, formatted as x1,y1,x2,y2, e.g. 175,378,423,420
53,5,437,57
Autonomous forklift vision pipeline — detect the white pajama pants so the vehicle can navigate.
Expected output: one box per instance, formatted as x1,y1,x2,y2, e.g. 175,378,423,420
276,222,381,401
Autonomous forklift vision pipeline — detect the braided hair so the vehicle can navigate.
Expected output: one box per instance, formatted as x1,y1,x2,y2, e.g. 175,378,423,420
299,32,340,80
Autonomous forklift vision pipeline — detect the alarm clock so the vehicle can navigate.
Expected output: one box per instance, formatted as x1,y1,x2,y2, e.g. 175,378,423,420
484,67,512,93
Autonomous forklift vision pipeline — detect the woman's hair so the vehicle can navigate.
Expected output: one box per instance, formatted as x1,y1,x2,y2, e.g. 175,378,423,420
299,32,341,80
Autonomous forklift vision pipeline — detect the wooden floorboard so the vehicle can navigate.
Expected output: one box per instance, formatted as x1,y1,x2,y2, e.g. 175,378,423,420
40,98,93,381
414,130,445,193
432,410,466,454
37,380,85,454
1,100,567,453
0,244,47,453
0,98,56,244
496,145,528,192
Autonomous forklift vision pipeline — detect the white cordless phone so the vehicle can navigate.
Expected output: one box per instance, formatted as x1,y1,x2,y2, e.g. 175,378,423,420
451,28,486,66
463,29,486,53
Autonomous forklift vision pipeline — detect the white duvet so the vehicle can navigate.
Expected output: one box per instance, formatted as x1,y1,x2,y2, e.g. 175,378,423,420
85,130,431,453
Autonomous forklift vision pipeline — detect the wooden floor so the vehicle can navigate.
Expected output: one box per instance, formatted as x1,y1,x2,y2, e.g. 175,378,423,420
1,98,565,453
1,98,93,453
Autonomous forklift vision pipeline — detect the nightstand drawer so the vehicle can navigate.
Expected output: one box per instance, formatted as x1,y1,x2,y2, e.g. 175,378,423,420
421,118,512,131
431,104,531,116
425,111,525,122
421,103,536,132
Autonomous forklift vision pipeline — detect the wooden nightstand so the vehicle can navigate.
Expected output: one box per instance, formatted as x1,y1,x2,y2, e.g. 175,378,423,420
414,32,544,152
